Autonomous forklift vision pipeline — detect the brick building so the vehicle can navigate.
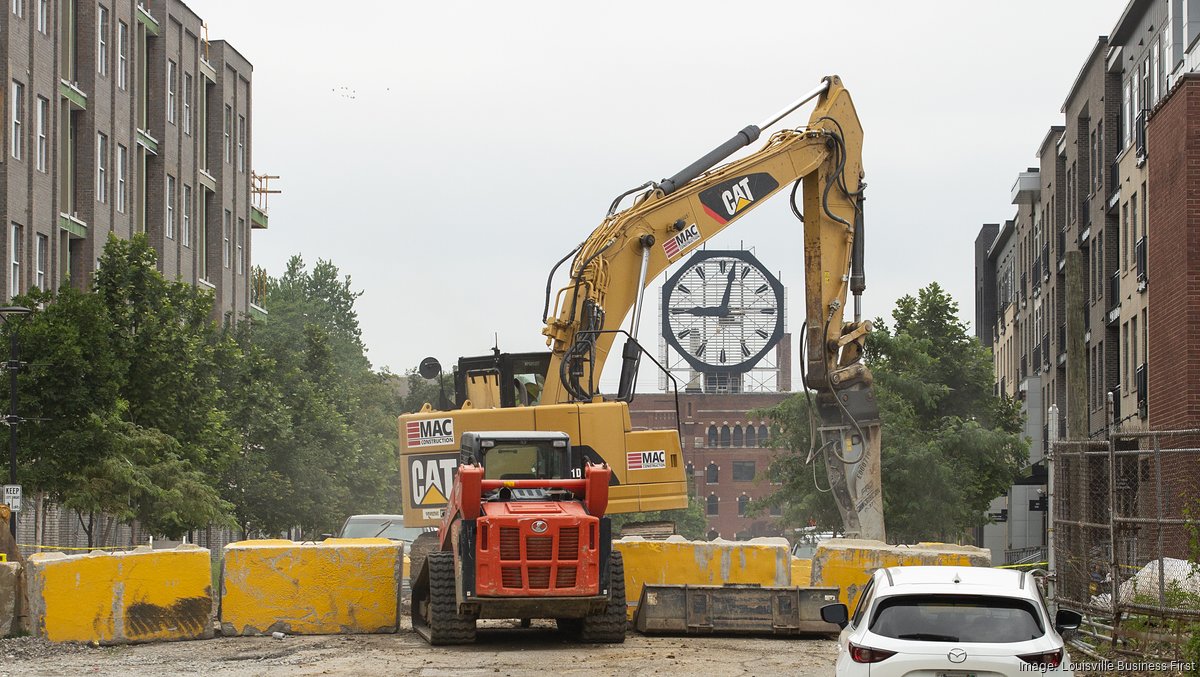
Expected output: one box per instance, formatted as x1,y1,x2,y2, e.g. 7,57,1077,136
973,0,1198,563
1,0,266,318
626,391,787,540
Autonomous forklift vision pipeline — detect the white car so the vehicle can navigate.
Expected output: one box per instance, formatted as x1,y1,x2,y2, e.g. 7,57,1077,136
820,565,1081,676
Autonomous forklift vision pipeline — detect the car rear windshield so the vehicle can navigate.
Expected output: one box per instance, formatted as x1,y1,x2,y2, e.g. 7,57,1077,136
341,519,428,541
869,594,1044,643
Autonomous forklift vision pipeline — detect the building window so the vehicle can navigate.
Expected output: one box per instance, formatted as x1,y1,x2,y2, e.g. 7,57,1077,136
1122,322,1129,394
182,185,191,247
719,425,731,448
36,0,46,32
223,209,231,267
223,105,232,163
12,0,22,18
10,80,23,161
165,175,175,239
116,144,126,213
97,5,108,76
237,114,246,172
9,224,21,299
95,133,108,203
34,96,47,172
737,495,750,516
183,73,192,135
117,21,128,90
769,503,782,517
236,217,245,274
707,425,717,448
705,463,718,484
1122,80,1132,149
758,425,769,445
167,60,176,124
706,494,719,516
732,461,755,482
34,233,46,290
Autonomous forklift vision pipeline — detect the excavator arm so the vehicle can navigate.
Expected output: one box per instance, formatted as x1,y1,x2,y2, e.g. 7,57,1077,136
540,76,885,540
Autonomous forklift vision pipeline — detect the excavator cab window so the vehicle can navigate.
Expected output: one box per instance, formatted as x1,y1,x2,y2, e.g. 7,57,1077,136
456,351,551,408
480,440,569,480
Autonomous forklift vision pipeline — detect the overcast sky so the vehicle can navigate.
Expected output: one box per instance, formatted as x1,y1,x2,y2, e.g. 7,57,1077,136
189,0,1128,390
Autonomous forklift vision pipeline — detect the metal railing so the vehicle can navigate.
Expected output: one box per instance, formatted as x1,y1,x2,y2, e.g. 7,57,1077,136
1108,161,1120,202
1135,237,1148,284
1135,109,1148,159
1109,270,1120,313
1135,363,1148,410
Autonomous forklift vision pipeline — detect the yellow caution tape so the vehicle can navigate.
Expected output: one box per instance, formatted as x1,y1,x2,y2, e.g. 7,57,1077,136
18,544,141,549
996,561,1049,569
0,553,6,562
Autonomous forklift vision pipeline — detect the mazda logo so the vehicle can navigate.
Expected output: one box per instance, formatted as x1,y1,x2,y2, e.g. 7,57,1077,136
948,648,967,663
531,520,549,533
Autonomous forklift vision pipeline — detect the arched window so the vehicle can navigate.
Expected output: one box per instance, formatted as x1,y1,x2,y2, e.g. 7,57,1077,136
745,425,757,448
706,529,719,541
732,425,743,447
720,425,731,448
685,462,694,478
707,425,718,448
737,494,750,516
758,424,769,445
706,494,719,515
706,463,719,484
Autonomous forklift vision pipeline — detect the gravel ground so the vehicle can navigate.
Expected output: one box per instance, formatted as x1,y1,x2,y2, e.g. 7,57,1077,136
0,619,838,677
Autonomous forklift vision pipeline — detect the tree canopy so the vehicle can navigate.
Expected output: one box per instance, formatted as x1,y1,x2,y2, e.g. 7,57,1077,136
761,282,1026,543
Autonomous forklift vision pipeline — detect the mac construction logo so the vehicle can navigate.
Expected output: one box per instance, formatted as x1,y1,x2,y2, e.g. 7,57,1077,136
626,449,667,471
405,417,455,447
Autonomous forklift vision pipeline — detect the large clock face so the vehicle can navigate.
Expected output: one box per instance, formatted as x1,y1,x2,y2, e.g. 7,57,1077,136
661,250,785,373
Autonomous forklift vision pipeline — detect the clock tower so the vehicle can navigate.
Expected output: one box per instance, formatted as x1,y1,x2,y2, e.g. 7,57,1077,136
659,249,788,394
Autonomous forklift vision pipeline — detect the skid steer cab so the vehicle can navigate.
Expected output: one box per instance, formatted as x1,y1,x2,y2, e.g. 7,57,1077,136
409,431,626,645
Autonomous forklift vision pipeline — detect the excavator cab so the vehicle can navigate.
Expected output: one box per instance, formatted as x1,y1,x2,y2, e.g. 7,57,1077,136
455,351,551,409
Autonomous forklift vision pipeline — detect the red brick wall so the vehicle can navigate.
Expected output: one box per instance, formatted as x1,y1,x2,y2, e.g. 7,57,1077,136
1146,76,1200,431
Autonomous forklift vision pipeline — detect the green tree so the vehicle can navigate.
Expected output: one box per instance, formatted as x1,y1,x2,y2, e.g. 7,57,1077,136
762,283,1026,543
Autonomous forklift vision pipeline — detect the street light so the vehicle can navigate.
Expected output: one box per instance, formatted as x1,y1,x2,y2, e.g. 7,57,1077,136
0,306,32,538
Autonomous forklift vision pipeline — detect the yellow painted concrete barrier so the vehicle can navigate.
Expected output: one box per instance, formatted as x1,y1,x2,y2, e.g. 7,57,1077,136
811,539,992,609
25,545,213,644
0,561,20,636
615,536,792,620
791,557,813,587
220,538,403,636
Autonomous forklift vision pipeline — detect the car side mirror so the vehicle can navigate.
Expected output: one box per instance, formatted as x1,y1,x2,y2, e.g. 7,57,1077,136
820,603,849,629
320,533,333,540
1054,609,1082,632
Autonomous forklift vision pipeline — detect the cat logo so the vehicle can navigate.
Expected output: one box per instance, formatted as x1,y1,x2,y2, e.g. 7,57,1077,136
408,452,459,508
405,417,455,448
698,173,780,225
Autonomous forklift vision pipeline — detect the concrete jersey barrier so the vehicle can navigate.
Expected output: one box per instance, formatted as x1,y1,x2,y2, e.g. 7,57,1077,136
811,538,992,609
220,538,403,636
25,544,213,644
615,536,793,620
0,561,20,636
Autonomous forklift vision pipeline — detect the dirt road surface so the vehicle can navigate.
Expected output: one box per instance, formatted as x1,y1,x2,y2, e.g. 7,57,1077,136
0,620,838,677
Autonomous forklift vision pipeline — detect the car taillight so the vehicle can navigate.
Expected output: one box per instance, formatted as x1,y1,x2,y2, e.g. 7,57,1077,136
1018,649,1063,668
849,642,895,663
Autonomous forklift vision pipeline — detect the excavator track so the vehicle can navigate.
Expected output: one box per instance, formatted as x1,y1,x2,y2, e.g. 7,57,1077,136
411,551,476,645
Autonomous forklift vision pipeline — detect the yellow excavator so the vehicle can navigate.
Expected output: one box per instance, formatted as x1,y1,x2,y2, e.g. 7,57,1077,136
400,76,884,541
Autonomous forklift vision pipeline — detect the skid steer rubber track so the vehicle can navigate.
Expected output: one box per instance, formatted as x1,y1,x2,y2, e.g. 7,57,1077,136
577,551,626,643
413,551,476,645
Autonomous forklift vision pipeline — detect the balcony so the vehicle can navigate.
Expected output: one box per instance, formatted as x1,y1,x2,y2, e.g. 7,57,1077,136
1107,161,1120,211
1135,109,1148,162
1135,236,1147,289
1108,270,1120,319
1135,362,1148,417
1057,228,1066,271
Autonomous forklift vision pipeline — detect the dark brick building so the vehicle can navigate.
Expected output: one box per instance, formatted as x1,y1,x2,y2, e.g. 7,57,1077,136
627,391,788,540
1,0,265,319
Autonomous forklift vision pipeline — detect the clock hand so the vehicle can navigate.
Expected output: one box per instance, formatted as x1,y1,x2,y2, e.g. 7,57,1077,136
718,265,736,312
675,306,725,317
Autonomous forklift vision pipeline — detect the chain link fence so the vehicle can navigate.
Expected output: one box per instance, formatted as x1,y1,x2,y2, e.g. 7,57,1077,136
10,495,238,561
1051,429,1200,663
